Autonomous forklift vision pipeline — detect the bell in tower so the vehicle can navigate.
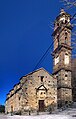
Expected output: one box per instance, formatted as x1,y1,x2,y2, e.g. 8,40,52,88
52,9,72,108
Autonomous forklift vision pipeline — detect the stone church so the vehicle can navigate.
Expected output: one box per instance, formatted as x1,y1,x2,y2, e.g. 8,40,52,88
5,9,73,114
5,68,57,114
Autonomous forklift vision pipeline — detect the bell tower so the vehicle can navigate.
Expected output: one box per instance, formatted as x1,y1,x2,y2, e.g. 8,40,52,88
52,9,72,108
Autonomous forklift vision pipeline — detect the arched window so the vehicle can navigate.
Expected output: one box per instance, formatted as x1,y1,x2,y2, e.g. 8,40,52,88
65,31,68,44
65,36,67,44
41,76,44,82
57,23,59,27
65,31,68,36
65,20,67,24
65,71,68,80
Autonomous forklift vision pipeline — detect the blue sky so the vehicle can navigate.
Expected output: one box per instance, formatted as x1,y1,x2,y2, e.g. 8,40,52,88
0,0,75,105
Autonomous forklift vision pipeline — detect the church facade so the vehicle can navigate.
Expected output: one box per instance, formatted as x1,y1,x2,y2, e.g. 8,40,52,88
5,9,73,114
5,68,57,114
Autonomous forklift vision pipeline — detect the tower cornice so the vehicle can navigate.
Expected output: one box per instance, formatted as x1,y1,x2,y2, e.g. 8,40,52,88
52,24,72,36
52,67,72,75
52,44,72,56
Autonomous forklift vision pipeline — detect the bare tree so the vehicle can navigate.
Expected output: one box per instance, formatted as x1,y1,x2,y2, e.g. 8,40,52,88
61,0,76,57
61,0,76,9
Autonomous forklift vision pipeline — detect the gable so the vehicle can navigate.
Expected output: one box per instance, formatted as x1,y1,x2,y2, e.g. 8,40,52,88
20,68,55,80
32,68,55,79
39,86,45,90
37,85,47,91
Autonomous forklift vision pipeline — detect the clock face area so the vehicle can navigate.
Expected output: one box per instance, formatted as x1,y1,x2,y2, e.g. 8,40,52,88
64,53,69,65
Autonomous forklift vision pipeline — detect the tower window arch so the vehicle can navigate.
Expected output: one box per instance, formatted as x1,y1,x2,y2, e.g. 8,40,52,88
65,31,68,44
65,71,68,80
65,37,67,44
65,31,68,36
65,20,67,24
57,23,59,27
65,32,68,38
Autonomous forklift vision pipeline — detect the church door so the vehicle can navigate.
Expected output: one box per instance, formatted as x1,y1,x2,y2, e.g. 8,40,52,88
39,100,45,112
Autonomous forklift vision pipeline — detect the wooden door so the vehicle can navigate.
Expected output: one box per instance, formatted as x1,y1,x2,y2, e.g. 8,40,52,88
39,100,45,112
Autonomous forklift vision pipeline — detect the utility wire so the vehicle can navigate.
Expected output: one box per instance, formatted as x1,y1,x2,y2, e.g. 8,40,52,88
33,31,66,71
33,12,76,71
33,41,54,71
33,30,66,71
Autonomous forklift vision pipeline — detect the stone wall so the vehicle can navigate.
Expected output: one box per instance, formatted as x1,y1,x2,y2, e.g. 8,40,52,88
71,59,76,102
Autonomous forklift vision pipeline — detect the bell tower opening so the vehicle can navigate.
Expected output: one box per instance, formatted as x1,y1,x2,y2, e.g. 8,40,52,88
52,9,72,108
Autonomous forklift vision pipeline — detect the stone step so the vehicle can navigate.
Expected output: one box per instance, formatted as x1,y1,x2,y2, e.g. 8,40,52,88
37,112,49,115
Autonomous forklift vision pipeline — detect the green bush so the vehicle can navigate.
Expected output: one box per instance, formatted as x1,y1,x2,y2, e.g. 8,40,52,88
0,105,5,113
